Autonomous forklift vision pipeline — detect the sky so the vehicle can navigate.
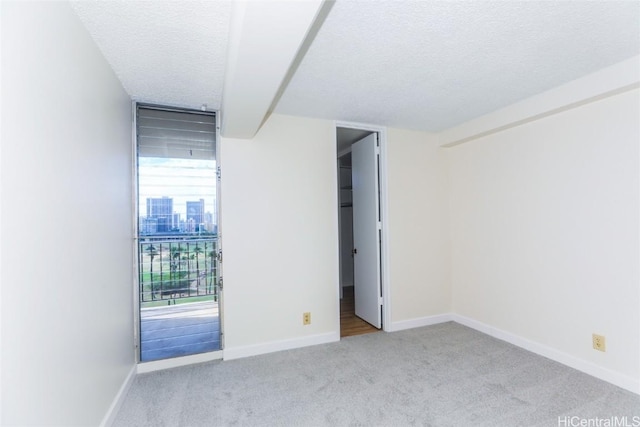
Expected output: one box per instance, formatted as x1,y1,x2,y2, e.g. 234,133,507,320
138,157,216,219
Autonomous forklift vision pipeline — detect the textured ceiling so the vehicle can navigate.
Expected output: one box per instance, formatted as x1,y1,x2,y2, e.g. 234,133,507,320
72,1,640,132
275,0,640,132
71,0,232,111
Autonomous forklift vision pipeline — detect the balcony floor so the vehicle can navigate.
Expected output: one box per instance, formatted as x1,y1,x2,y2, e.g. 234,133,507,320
140,300,220,362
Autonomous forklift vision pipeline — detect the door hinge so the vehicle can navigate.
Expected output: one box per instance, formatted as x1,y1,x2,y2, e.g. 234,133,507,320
217,166,221,180
377,221,382,230
219,276,223,290
378,296,383,306
217,249,223,263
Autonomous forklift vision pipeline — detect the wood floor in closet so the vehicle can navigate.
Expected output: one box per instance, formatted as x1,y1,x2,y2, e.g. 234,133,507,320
340,286,380,338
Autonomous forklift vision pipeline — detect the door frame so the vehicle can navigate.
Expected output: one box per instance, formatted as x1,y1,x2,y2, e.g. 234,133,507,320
132,102,224,372
335,121,391,332
215,109,225,351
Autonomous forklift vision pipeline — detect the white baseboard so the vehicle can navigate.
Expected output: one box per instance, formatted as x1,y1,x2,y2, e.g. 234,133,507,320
223,331,340,360
137,350,223,374
388,313,454,332
451,314,640,395
100,364,136,427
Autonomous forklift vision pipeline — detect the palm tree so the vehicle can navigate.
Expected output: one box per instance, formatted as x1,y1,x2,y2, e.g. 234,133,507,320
158,243,165,297
166,244,181,298
181,255,190,274
188,254,195,296
170,244,183,277
194,245,203,294
146,244,159,300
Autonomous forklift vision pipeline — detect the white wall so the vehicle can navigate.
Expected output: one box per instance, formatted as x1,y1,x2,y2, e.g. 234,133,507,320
447,87,640,390
386,128,451,329
220,119,454,350
1,2,134,425
220,114,339,357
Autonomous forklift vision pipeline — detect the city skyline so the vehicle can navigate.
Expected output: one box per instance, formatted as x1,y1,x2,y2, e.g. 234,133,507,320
141,196,216,234
138,157,216,223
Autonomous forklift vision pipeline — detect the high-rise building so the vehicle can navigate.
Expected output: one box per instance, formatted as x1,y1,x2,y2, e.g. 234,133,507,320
172,213,181,231
186,199,205,231
146,196,173,232
140,217,158,234
204,212,214,232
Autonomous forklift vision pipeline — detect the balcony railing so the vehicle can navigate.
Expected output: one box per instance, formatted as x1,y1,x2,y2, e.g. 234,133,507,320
139,236,218,306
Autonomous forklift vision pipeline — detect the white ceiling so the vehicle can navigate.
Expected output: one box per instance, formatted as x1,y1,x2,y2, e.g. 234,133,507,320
72,0,639,133
71,0,232,111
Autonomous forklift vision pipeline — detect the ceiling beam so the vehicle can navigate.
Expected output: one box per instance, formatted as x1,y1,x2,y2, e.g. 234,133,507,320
220,0,331,139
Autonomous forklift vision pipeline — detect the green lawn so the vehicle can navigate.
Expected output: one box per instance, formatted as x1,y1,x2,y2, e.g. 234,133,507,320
138,241,218,306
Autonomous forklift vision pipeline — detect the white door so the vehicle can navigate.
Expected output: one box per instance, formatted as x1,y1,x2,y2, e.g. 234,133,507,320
351,133,382,328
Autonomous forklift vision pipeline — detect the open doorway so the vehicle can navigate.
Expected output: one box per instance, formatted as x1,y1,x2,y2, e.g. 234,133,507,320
337,126,385,338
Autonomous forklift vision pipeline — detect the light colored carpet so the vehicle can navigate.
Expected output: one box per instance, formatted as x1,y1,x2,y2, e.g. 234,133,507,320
113,322,640,426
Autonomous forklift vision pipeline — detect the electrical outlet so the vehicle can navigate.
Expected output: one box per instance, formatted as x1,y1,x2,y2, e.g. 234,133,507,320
592,333,606,352
303,312,311,325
